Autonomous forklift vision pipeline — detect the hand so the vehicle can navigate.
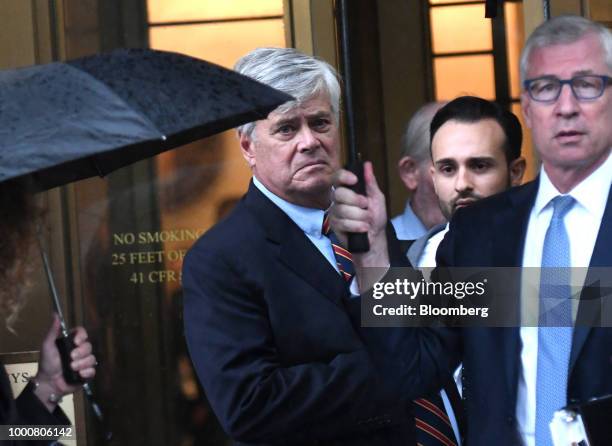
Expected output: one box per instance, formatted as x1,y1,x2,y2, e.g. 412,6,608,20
330,161,390,276
33,314,97,411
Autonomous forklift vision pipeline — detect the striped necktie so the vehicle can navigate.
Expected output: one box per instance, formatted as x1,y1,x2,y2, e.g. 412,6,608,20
322,212,355,282
414,393,458,446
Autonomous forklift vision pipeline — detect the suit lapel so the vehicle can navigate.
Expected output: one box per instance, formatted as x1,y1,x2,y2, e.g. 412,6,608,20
587,182,612,268
493,181,539,401
493,181,538,267
278,229,348,305
244,182,348,306
570,182,612,372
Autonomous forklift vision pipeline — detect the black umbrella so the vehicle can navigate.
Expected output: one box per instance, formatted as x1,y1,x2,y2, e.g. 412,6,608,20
0,48,292,190
0,48,291,439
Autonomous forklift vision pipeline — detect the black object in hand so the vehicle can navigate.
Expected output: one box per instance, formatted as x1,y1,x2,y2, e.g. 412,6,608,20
56,332,84,385
345,159,370,253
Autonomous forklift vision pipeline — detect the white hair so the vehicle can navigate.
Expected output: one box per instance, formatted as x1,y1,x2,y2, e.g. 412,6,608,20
234,47,341,138
400,101,446,163
520,15,612,85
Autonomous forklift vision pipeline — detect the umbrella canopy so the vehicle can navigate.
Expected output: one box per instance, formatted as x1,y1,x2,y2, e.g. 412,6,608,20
0,48,292,190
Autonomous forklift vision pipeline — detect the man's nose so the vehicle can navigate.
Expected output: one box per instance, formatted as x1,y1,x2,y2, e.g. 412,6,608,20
296,126,319,151
554,83,580,118
455,167,474,192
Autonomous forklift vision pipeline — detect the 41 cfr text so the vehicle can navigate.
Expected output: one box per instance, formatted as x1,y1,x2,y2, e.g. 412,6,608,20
129,270,182,284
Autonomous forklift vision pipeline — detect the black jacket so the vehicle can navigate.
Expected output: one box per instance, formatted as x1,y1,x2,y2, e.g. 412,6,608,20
1,363,70,445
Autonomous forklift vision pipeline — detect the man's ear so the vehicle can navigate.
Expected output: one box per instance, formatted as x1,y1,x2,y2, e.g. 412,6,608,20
239,131,256,168
429,163,439,195
520,93,533,130
398,156,420,192
509,156,527,186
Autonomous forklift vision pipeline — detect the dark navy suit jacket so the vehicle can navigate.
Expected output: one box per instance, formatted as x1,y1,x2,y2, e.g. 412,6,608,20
183,182,432,445
433,179,612,444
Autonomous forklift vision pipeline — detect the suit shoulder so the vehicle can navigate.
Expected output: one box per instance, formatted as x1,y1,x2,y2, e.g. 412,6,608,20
453,182,533,222
186,201,260,261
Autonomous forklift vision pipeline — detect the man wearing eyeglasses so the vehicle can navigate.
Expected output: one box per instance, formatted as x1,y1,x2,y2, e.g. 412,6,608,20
510,15,612,446
330,14,611,446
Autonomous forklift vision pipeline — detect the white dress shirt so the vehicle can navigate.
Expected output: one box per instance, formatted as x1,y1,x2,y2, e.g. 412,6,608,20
417,224,449,269
517,152,612,446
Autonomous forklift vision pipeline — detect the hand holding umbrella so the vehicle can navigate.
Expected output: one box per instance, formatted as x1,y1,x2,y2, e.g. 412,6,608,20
32,315,97,413
38,233,108,437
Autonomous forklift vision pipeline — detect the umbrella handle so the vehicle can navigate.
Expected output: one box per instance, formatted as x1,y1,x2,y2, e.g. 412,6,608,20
346,158,370,253
55,333,85,384
336,0,370,254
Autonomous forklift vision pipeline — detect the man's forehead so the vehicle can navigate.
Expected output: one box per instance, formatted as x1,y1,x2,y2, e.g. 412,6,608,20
431,119,507,160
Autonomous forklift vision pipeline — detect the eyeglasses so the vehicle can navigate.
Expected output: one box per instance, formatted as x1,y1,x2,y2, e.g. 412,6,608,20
523,74,611,102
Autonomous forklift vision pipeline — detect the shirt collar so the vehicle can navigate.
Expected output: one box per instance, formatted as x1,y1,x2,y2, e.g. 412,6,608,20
253,176,326,236
401,202,427,236
534,151,612,220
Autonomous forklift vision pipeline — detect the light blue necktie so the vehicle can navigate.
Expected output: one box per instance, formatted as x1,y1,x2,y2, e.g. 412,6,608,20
535,195,575,446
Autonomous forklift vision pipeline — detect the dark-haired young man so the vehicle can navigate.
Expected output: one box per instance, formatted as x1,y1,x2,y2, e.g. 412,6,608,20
403,96,525,445
407,95,526,268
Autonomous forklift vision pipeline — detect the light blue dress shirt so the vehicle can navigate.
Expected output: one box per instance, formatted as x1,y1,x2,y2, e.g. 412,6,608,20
391,201,427,240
